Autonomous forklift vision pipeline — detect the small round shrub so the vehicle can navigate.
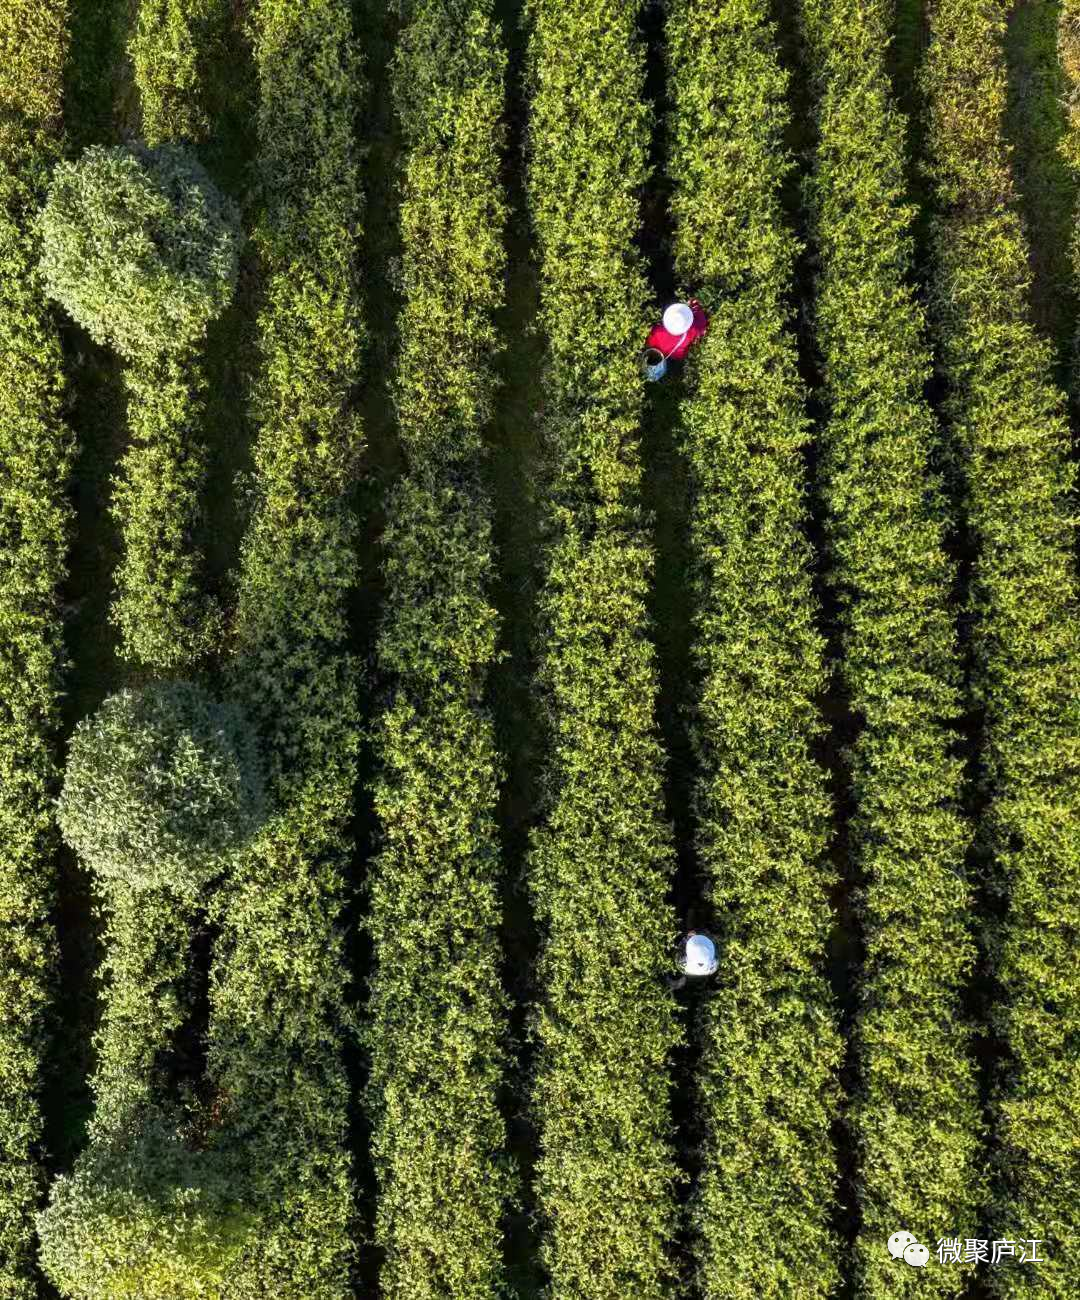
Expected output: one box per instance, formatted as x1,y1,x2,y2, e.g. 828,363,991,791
58,681,265,896
39,142,239,359
38,1111,255,1300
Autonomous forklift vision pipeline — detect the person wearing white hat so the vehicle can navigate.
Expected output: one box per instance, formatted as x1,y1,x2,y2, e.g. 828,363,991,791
643,298,709,381
667,928,719,990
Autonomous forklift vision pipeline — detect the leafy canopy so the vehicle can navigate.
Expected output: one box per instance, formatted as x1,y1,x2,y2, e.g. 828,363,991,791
37,1109,255,1300
57,681,265,897
39,142,239,359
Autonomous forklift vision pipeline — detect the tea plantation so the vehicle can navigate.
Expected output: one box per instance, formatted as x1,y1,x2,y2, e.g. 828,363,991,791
0,0,1077,1296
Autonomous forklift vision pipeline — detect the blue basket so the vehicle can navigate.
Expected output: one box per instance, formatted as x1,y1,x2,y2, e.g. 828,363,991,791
643,347,667,382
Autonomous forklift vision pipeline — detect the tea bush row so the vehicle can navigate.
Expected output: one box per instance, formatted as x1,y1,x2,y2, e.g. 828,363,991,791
1058,0,1080,398
123,2,232,665
36,18,243,1285
39,882,203,1297
665,2,842,1295
112,349,224,668
129,0,225,146
525,1,681,1295
40,139,237,669
799,0,983,1292
0,2,73,1293
364,3,512,1297
922,0,1080,1291
211,0,366,1293
39,685,265,1297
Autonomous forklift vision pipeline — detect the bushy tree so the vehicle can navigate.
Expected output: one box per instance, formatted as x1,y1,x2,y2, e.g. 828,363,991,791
38,1108,255,1300
58,681,264,896
39,143,239,359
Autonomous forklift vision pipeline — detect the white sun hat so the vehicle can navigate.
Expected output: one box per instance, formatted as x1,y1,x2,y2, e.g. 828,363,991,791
662,301,694,335
685,933,717,974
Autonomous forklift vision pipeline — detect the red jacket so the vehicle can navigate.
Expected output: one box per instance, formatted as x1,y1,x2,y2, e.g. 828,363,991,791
646,299,709,360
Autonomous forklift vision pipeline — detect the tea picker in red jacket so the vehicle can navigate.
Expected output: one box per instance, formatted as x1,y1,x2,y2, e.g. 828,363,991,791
643,299,709,380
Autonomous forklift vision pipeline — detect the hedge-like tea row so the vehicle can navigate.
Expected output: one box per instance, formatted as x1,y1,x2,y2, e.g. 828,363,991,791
922,0,1080,1292
1063,2,1080,170
0,4,72,1293
112,0,224,669
37,883,211,1299
1059,0,1080,397
111,354,222,669
798,0,982,1292
39,23,233,1279
39,676,270,1296
211,0,364,1293
79,887,196,1136
999,0,1077,354
129,0,223,146
365,3,511,1296
665,2,841,1295
1064,2,1080,173
525,2,680,1295
40,7,232,1280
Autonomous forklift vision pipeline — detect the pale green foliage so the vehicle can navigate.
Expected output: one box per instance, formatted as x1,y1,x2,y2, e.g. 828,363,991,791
368,486,509,1298
1001,0,1077,353
0,3,71,1294
798,0,983,1291
39,143,238,361
922,0,1080,1291
0,0,67,128
130,0,226,146
57,682,264,898
666,2,841,1295
526,1,681,1295
365,3,512,1296
38,1112,255,1300
391,0,507,451
211,1,365,1293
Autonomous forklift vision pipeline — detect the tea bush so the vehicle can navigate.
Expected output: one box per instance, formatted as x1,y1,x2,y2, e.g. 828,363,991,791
119,3,233,667
923,0,1080,1290
110,352,223,669
1059,0,1080,397
38,1109,255,1300
799,0,983,1291
667,1,841,1294
40,142,237,665
365,2,512,1296
0,1,72,1293
130,0,225,146
40,143,238,362
57,681,264,898
525,1,681,1295
211,0,365,1293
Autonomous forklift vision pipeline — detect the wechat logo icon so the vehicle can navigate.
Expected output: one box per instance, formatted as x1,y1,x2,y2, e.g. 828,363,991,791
889,1232,930,1267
